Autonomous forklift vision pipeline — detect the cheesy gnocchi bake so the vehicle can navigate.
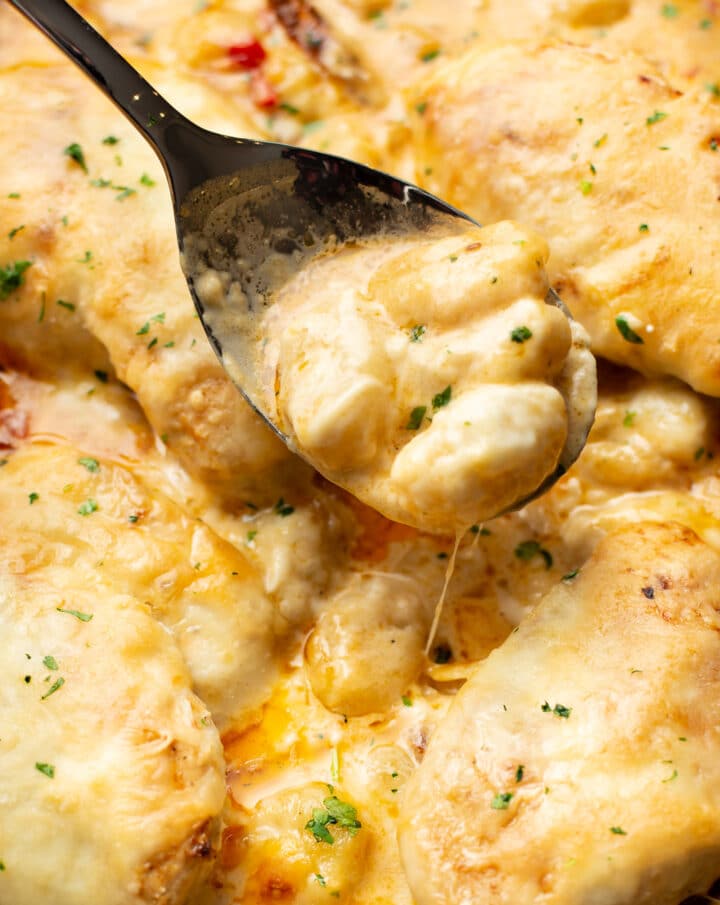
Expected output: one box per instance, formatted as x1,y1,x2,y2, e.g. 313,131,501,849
2,2,720,904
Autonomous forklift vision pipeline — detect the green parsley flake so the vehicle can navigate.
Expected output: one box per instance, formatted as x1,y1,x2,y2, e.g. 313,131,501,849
0,260,31,300
406,405,427,430
401,694,413,707
515,765,525,783
580,180,593,195
491,792,513,810
623,410,637,427
78,457,100,473
315,874,327,887
662,767,678,783
542,701,572,718
305,796,362,844
63,143,87,172
139,172,156,187
510,325,533,343
707,83,720,98
8,225,25,240
421,48,440,62
0,861,4,870
246,530,257,544
41,677,65,701
77,498,99,516
409,324,426,342
639,223,649,232
515,539,553,569
610,826,627,835
56,299,75,312
102,135,120,145
274,497,294,517
646,110,668,126
35,762,55,778
42,655,59,670
594,133,608,148
432,385,452,409
415,101,428,115
56,607,93,622
28,492,39,505
562,568,580,581
615,315,644,344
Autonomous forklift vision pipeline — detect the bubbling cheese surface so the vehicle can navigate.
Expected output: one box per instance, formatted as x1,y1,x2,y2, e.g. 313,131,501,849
230,222,595,534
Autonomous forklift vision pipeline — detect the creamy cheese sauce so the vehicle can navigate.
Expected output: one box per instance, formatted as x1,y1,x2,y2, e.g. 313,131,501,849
191,220,596,534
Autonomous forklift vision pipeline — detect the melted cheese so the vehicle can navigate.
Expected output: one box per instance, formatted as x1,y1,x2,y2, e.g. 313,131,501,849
2,2,720,904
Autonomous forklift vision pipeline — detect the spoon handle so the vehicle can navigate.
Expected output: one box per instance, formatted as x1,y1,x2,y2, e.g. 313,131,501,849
7,0,190,174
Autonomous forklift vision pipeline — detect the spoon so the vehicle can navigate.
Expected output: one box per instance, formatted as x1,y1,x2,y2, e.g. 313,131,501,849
9,0,595,514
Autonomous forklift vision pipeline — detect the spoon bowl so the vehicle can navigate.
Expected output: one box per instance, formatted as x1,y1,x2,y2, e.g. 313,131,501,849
9,0,596,519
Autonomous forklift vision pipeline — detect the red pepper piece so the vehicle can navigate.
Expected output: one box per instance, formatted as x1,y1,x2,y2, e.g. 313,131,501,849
227,38,267,70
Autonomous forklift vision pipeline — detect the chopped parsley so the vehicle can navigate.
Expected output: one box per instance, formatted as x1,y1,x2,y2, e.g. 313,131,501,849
41,677,65,701
646,110,668,126
28,492,39,505
102,135,120,145
246,530,257,544
409,324,426,342
56,299,75,312
315,874,327,887
415,101,428,115
623,410,636,427
639,223,649,232
274,497,294,517
662,768,678,783
694,446,706,461
0,260,31,300
77,498,99,516
579,180,593,195
432,385,452,409
78,457,100,473
305,796,361,844
421,48,440,62
77,250,93,264
661,3,679,17
515,765,525,783
56,607,93,622
128,513,140,523
63,142,87,172
593,133,608,148
541,701,572,718
406,405,426,430
510,325,533,343
35,762,55,778
515,539,553,569
8,225,24,240
42,655,59,670
491,792,513,810
610,826,627,835
707,83,720,98
139,172,156,187
402,695,413,707
562,568,579,582
615,315,644,344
